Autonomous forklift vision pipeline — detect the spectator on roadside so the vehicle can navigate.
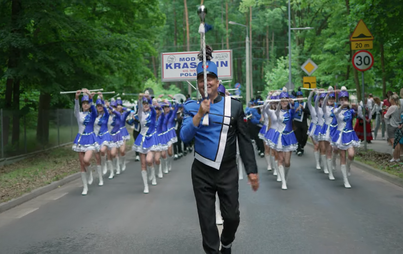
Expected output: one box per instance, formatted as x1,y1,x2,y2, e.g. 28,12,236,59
384,94,402,162
382,91,393,140
367,93,374,112
355,98,373,143
371,97,383,140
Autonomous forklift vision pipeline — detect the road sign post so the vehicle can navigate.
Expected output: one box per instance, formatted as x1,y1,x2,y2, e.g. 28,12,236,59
352,50,374,151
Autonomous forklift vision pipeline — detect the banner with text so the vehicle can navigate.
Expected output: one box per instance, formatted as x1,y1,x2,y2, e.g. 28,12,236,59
161,50,233,82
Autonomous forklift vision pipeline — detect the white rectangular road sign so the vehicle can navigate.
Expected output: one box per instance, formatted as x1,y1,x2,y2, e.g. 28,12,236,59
161,50,233,82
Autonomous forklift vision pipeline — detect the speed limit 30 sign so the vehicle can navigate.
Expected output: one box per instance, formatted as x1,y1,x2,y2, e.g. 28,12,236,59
352,50,374,72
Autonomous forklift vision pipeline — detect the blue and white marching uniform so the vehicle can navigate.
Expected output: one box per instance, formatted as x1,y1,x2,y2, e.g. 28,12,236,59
319,95,335,142
72,99,99,152
119,108,132,141
264,103,279,149
166,104,179,146
307,92,318,138
331,107,360,150
132,98,160,153
107,106,124,148
273,106,298,152
94,100,112,148
313,94,325,140
258,103,270,142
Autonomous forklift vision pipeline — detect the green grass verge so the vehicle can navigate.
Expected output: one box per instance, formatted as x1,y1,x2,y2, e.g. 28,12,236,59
355,149,403,179
0,145,80,203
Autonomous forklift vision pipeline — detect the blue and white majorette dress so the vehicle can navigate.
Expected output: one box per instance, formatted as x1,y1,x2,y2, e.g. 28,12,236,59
107,106,124,148
258,103,270,142
166,104,179,146
132,98,160,153
119,108,132,141
273,106,298,152
94,100,112,148
72,98,100,152
319,95,335,142
329,107,338,138
156,109,167,151
331,107,360,150
264,103,279,149
307,92,318,138
313,93,325,141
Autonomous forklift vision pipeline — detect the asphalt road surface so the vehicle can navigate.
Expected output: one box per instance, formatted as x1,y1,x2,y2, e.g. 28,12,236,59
1,146,403,254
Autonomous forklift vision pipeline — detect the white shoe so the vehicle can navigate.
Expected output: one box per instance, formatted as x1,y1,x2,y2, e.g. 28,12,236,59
141,170,149,194
107,160,114,179
101,156,107,175
390,158,400,162
121,155,126,172
163,158,169,174
278,165,287,190
327,159,335,181
157,163,163,179
314,151,321,170
135,155,140,161
341,165,351,189
81,172,88,195
115,157,121,175
97,165,104,186
174,154,178,159
87,167,93,185
321,155,329,174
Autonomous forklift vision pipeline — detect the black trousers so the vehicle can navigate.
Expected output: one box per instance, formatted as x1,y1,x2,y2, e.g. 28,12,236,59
133,130,140,156
249,123,264,153
192,159,240,254
174,128,182,154
294,121,308,150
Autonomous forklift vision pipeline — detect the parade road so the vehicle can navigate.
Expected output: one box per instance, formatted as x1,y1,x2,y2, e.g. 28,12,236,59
1,145,403,253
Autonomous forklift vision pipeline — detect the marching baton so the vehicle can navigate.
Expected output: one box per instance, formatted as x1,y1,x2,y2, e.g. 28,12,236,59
317,89,357,93
226,88,238,91
186,81,198,91
101,91,115,94
198,5,209,126
60,88,103,94
264,97,308,103
300,88,316,91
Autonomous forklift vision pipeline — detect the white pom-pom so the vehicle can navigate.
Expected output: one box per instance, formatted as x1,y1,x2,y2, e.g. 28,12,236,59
328,86,334,91
144,91,150,95
282,87,287,92
341,86,347,91
111,98,116,101
117,97,121,100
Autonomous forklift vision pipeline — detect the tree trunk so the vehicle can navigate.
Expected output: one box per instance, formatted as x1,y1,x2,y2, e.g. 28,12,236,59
353,68,361,102
36,92,51,144
226,2,229,49
272,32,274,57
173,0,177,47
266,26,269,61
380,43,386,98
11,80,20,146
3,79,12,147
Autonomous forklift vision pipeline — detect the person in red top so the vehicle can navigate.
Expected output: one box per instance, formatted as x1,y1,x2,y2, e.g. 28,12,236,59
382,91,393,139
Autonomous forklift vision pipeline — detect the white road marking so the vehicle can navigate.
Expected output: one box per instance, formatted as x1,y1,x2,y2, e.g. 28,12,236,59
46,192,68,201
15,208,39,218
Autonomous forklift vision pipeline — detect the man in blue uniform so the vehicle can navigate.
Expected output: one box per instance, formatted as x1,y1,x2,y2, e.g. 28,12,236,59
181,55,259,254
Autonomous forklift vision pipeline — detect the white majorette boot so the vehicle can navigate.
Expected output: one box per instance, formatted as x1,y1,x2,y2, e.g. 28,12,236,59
215,194,223,225
115,157,121,175
265,154,272,171
314,151,321,170
331,153,337,171
271,156,277,175
141,170,149,194
97,165,104,186
340,164,351,189
321,155,329,174
81,172,88,195
157,163,163,179
284,166,290,180
148,166,157,186
161,157,168,174
327,159,335,180
278,165,287,190
165,157,170,174
101,155,107,175
107,160,114,179
87,166,93,185
275,161,281,182
347,158,352,176
121,155,126,172
168,156,172,172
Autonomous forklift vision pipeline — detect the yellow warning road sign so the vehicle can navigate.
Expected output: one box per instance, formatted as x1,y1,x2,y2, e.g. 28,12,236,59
351,40,373,50
350,20,374,41
303,76,316,89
